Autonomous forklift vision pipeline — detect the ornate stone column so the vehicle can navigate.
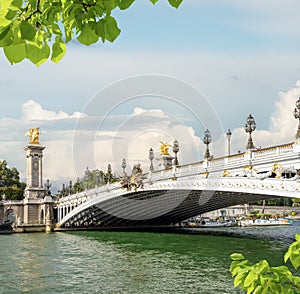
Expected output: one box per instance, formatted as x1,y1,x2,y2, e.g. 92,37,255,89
23,144,46,199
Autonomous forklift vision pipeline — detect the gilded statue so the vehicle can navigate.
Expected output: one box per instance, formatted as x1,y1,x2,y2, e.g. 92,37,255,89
25,128,40,144
160,141,171,156
272,163,283,178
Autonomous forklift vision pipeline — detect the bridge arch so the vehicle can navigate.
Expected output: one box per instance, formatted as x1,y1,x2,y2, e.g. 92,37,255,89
5,209,17,223
56,176,300,229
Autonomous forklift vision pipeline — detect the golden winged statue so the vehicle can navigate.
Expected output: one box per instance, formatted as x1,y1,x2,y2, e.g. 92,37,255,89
160,141,171,156
25,128,40,144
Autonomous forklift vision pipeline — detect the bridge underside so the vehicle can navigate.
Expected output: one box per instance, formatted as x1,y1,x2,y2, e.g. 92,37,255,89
58,190,277,229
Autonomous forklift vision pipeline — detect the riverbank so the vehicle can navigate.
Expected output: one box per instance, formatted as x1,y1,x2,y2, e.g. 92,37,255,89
173,220,300,243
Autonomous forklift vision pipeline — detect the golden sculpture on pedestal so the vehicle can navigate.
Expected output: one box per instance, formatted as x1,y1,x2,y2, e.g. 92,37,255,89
25,128,40,144
160,141,171,156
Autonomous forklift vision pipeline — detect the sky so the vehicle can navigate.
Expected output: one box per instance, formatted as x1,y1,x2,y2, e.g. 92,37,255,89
1,0,300,191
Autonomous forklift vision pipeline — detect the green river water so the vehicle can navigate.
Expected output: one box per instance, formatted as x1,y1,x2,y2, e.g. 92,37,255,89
0,227,297,294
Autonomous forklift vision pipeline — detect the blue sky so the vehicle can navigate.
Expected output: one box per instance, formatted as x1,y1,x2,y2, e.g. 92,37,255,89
1,0,300,188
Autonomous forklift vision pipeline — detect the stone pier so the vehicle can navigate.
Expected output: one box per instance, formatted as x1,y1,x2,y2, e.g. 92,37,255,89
0,128,54,233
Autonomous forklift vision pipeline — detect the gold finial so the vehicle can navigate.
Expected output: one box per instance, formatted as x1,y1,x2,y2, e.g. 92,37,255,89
25,128,40,144
160,141,171,156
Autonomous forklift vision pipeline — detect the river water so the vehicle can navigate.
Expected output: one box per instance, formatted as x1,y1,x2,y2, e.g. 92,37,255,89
0,223,299,294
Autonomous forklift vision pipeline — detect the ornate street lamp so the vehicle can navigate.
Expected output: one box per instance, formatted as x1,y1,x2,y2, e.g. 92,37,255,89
203,129,212,159
148,148,154,172
173,139,179,166
62,183,66,197
245,114,256,150
44,179,52,196
85,166,89,190
69,180,72,195
226,129,232,156
76,177,80,192
293,97,300,139
121,158,127,175
95,169,100,188
107,164,112,183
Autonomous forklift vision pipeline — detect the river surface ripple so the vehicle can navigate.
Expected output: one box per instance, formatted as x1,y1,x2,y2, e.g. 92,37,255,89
0,222,299,294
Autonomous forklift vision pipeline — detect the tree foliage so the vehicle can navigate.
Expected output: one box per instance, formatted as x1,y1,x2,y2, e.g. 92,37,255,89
230,234,300,293
58,167,117,196
0,0,183,66
0,160,26,200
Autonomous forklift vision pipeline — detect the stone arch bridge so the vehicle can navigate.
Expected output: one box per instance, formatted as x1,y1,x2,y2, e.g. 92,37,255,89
56,143,300,229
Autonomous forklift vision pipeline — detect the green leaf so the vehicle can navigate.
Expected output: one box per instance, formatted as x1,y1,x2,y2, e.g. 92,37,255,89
149,0,158,4
234,271,248,288
29,0,38,7
11,0,23,8
244,271,258,288
103,0,115,12
104,16,120,42
255,260,269,274
20,21,36,40
230,253,245,261
290,254,300,269
77,23,99,45
4,42,27,64
118,0,135,10
27,43,50,66
0,26,13,47
95,19,105,42
253,286,263,294
5,9,19,20
51,37,66,63
168,0,183,8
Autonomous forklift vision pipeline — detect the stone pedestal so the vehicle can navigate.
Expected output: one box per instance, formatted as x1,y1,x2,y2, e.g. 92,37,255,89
22,143,54,228
23,198,43,224
24,144,45,199
162,155,173,169
43,196,54,233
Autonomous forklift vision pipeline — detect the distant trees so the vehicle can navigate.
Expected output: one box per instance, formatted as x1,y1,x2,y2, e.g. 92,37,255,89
57,166,118,197
252,198,294,207
0,160,26,200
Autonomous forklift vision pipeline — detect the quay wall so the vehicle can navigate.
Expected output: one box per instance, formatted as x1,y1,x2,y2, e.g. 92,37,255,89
202,205,300,219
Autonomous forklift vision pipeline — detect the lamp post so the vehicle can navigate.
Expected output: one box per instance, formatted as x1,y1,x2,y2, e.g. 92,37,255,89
148,148,154,172
226,129,232,156
121,158,127,176
69,180,72,195
44,179,52,196
107,164,112,184
95,169,99,188
85,166,89,190
62,183,66,197
173,139,179,166
203,129,212,159
294,97,300,140
245,114,256,150
76,177,80,193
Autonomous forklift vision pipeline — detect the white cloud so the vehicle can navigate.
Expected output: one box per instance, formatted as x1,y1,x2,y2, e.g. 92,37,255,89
21,99,85,121
211,80,300,157
1,81,300,192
